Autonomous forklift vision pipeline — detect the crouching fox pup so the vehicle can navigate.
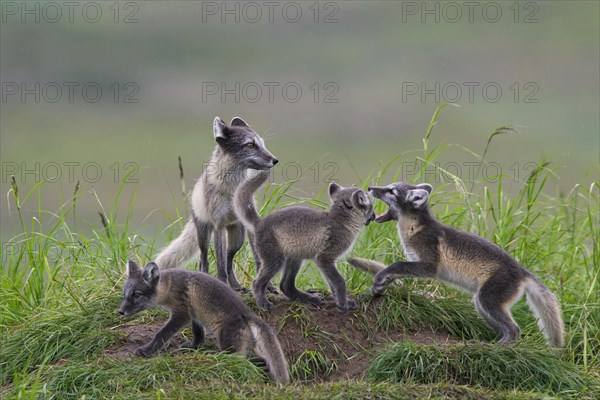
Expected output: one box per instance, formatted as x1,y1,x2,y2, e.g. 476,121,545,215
119,260,290,384
155,117,278,291
234,170,376,312
349,182,564,347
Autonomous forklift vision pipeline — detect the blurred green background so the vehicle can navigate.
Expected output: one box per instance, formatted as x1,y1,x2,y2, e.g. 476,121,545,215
1,1,598,241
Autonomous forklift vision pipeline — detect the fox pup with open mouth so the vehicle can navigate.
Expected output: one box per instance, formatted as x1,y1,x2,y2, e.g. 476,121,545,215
349,182,564,347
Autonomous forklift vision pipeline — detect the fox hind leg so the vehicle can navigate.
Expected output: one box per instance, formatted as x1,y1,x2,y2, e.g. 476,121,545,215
213,228,229,284
180,320,205,350
193,215,212,274
218,315,252,355
316,257,353,312
248,231,278,294
280,258,321,306
226,223,245,291
253,253,284,312
475,278,523,344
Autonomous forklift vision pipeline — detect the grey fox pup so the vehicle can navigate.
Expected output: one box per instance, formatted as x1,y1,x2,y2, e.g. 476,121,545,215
234,170,376,312
349,182,564,347
155,117,278,291
119,260,290,384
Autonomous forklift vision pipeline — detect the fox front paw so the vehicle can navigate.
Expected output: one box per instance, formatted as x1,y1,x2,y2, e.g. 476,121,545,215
498,333,519,346
134,345,154,358
347,297,357,310
337,298,357,313
256,298,273,312
372,273,389,296
304,293,322,306
228,277,244,292
371,285,386,297
179,341,200,350
266,283,279,294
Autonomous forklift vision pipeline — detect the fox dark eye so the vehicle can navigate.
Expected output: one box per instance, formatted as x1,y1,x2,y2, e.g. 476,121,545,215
245,143,256,149
133,293,142,299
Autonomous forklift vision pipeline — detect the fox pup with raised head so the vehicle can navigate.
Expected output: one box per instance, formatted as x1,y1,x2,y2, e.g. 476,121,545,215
155,117,278,291
349,182,564,347
234,170,376,312
119,260,290,384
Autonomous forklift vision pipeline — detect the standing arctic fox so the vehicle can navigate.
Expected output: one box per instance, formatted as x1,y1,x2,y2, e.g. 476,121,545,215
119,260,290,384
155,117,278,290
349,182,564,347
234,170,376,312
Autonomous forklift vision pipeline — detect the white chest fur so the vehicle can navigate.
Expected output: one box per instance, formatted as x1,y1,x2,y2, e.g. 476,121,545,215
191,179,210,220
397,222,420,262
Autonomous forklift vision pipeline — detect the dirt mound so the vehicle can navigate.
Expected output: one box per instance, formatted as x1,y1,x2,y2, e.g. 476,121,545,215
104,293,454,382
261,294,454,381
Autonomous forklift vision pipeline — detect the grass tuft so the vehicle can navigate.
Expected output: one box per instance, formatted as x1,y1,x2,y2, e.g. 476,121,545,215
35,352,264,400
367,341,599,397
359,285,495,342
1,295,122,385
291,349,337,382
12,372,547,400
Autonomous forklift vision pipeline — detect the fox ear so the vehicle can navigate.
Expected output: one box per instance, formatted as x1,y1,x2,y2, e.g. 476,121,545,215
406,189,429,209
329,182,341,198
142,262,160,285
126,260,141,277
417,183,433,194
353,190,371,208
213,117,229,142
230,117,249,128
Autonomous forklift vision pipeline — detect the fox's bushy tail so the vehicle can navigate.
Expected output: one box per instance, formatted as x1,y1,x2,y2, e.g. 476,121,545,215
347,257,387,275
234,170,270,230
249,319,290,384
155,219,198,269
524,277,564,347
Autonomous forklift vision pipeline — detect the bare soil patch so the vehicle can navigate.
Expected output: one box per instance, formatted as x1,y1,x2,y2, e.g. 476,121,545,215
104,293,454,382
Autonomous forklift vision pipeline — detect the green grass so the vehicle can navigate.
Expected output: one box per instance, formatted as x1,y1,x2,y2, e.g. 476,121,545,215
11,373,546,400
1,105,598,398
9,352,265,400
0,295,122,385
355,285,496,342
368,342,599,398
291,349,337,382
42,353,266,400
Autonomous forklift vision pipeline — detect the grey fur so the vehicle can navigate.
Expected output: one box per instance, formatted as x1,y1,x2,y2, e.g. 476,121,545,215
155,117,278,290
119,260,290,384
348,182,564,347
235,174,376,312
